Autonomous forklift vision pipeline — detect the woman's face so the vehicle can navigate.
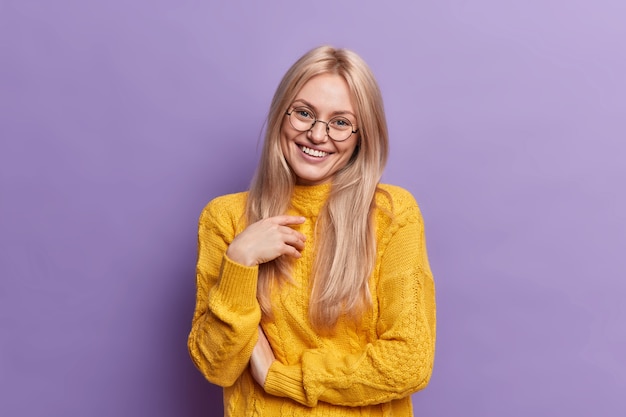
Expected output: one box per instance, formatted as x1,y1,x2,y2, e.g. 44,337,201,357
280,73,359,186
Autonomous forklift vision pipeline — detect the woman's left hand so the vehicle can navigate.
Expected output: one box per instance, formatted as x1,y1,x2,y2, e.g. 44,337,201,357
250,327,276,387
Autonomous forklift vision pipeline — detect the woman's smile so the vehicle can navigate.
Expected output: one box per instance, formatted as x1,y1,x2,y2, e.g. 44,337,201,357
280,73,359,186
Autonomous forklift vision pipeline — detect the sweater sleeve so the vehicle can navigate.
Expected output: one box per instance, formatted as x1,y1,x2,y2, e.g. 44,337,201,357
263,200,436,407
187,197,262,387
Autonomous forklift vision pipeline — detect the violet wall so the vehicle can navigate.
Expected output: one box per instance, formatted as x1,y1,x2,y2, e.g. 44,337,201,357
1,1,625,416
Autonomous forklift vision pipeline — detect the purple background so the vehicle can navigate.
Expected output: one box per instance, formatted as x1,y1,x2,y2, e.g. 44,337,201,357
1,1,625,416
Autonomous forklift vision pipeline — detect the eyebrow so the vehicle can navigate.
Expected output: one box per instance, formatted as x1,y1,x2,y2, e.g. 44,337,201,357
291,99,357,119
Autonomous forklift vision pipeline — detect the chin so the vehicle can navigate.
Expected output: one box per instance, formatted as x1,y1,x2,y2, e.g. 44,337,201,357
293,171,332,186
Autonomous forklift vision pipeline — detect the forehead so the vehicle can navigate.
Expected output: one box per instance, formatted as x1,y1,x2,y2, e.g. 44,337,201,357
293,73,355,114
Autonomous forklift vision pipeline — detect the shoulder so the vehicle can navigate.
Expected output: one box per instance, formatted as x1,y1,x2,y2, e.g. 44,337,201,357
199,191,248,229
374,184,425,236
375,184,421,217
204,191,248,211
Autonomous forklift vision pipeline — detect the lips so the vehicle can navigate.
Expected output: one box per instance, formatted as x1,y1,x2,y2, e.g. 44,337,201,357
299,145,330,158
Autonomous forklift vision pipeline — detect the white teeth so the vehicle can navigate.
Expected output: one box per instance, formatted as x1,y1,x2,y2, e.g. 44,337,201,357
300,145,328,158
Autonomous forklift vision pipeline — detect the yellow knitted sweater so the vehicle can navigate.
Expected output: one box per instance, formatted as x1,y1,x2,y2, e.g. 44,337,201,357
188,184,436,416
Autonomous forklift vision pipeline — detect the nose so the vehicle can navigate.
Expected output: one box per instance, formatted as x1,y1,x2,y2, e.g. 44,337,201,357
308,121,329,144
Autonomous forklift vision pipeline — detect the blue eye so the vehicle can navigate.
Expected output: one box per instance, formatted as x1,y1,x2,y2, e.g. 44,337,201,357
294,108,315,120
329,117,352,130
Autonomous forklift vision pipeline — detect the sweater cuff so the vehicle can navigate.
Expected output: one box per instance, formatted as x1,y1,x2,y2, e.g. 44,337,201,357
214,254,259,309
264,361,310,406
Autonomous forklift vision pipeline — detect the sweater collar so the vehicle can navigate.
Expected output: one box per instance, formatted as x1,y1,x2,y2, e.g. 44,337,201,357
290,183,331,216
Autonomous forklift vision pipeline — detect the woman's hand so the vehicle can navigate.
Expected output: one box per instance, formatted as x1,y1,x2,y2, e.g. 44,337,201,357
250,326,276,387
226,215,306,266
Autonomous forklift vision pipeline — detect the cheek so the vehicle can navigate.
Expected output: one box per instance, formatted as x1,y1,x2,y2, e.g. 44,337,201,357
279,130,301,168
279,129,294,156
280,121,296,145
278,122,290,150
335,140,359,168
340,139,359,159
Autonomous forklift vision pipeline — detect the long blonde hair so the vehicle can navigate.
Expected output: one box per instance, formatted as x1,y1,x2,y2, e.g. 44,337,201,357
246,46,389,330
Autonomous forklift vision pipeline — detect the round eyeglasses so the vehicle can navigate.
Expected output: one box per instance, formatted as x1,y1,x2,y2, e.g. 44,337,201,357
286,107,358,142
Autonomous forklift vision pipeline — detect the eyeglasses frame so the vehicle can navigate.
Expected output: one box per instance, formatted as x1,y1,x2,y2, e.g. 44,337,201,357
285,108,358,142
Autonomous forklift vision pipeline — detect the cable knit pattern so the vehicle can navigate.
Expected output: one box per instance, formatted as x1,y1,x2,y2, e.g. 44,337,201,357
188,184,436,416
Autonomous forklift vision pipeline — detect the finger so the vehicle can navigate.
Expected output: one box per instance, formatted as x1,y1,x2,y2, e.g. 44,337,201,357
278,226,306,243
270,215,306,226
283,244,303,259
282,232,305,250
271,241,303,259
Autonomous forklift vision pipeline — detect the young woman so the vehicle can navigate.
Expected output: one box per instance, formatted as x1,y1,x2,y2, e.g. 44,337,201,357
188,46,436,416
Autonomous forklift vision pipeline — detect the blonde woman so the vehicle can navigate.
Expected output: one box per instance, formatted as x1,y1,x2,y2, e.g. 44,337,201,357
188,46,436,416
